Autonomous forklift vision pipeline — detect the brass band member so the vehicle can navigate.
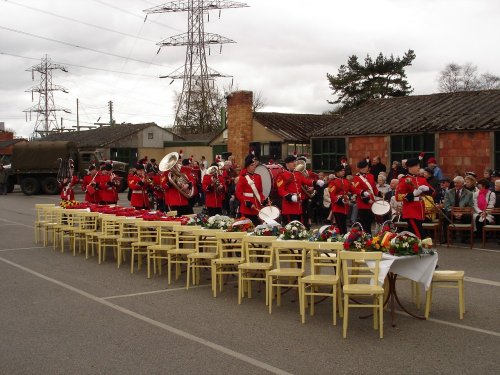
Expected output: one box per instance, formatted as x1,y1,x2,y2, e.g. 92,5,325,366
276,155,323,225
161,158,196,216
81,165,98,203
235,155,265,226
202,162,226,216
352,160,378,234
329,164,361,234
396,158,432,238
128,164,151,210
95,163,119,205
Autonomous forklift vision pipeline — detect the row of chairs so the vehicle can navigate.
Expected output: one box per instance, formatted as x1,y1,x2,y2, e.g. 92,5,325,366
394,206,500,248
34,204,465,339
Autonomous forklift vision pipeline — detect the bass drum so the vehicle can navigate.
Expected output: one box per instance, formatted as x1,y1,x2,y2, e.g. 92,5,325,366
254,164,284,201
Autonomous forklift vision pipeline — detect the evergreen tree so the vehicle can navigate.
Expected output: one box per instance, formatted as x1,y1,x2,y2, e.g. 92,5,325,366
327,50,416,112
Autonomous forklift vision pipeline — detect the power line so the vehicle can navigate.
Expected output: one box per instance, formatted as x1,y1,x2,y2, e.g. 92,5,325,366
0,26,173,69
3,0,157,43
0,51,159,78
89,0,183,32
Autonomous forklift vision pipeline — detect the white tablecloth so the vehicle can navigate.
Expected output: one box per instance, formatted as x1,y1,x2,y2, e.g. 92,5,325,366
366,253,438,290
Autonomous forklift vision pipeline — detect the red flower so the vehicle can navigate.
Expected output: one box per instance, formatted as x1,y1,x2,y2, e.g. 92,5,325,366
412,243,419,253
343,242,350,250
389,248,395,255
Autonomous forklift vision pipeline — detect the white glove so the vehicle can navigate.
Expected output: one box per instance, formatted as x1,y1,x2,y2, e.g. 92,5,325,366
315,179,325,187
418,185,430,192
362,191,370,198
413,189,422,197
291,194,298,203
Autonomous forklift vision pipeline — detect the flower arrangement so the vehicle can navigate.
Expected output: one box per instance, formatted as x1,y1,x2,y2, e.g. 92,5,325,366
278,220,309,240
226,217,254,232
251,224,281,237
365,223,397,252
187,212,208,226
205,214,234,230
60,200,80,208
309,225,343,242
342,227,371,250
388,231,435,256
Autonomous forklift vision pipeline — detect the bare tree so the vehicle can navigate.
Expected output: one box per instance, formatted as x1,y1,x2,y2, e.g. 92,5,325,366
437,63,500,92
252,90,267,112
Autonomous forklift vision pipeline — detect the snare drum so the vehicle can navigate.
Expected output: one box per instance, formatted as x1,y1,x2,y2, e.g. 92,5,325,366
371,199,391,216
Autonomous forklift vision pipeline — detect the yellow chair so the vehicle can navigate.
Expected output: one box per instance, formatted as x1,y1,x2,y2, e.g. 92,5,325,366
52,209,75,252
34,203,55,244
268,240,307,314
85,214,109,259
187,229,222,289
130,221,160,275
447,207,474,248
116,218,141,268
73,212,99,256
59,210,87,254
212,232,247,297
167,226,198,284
422,205,441,244
43,206,63,247
425,270,465,320
340,251,384,339
147,222,179,277
300,242,343,325
238,236,277,305
97,215,121,264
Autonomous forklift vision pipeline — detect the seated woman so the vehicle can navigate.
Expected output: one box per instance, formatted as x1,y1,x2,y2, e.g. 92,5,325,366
464,175,478,193
473,179,496,238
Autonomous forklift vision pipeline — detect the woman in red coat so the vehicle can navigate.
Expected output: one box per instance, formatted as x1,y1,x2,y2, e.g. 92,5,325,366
329,165,361,234
235,155,265,226
128,164,150,210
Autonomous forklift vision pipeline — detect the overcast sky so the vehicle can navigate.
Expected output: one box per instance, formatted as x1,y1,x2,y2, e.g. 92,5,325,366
1,0,499,138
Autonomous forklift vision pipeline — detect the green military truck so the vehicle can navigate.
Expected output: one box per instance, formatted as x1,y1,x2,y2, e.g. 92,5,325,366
6,141,128,195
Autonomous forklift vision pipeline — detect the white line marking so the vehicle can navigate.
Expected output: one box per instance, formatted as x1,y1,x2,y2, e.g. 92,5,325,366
465,276,500,287
0,218,34,229
425,316,500,338
0,256,293,375
102,284,212,300
0,246,45,252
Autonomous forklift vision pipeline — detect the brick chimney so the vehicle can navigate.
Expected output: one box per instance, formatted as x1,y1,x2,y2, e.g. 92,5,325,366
226,90,253,168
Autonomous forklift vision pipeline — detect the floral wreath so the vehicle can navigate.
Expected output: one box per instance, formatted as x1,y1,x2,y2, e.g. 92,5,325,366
310,225,342,242
278,220,309,240
342,222,371,250
205,214,234,230
226,217,254,232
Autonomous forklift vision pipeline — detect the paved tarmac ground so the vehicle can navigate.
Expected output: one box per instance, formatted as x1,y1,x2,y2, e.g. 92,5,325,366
0,189,499,374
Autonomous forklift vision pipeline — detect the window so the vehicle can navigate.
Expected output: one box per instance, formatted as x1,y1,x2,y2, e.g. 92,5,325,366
148,132,154,139
391,134,435,164
110,148,138,166
287,143,310,157
311,138,346,171
495,132,500,170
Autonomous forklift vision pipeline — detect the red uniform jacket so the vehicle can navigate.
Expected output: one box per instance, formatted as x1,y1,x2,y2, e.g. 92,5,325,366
236,169,264,216
161,169,196,207
151,174,164,201
128,175,150,209
60,175,79,201
328,177,361,215
276,170,314,215
96,172,118,203
81,174,98,203
202,173,225,208
352,173,378,210
396,175,431,221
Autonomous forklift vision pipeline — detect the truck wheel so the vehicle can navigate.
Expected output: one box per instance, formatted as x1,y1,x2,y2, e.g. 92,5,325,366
20,177,41,195
41,177,60,195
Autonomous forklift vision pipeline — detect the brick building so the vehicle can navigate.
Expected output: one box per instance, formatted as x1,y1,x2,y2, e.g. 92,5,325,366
224,91,336,166
310,90,500,176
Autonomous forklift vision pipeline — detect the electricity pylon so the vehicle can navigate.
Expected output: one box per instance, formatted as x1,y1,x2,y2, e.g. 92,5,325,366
24,55,70,138
144,0,248,134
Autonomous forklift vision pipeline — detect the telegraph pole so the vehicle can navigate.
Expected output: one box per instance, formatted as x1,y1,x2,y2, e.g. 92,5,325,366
109,100,113,126
76,98,80,131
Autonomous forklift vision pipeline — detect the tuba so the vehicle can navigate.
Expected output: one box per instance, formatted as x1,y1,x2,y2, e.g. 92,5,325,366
158,152,194,199
206,165,222,191
294,159,316,198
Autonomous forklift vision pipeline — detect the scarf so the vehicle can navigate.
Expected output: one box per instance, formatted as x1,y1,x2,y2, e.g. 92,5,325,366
477,189,489,211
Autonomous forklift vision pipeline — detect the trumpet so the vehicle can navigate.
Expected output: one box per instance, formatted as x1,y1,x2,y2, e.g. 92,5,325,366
206,165,223,192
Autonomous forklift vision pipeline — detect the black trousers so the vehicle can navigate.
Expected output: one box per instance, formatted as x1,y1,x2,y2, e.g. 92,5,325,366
207,207,223,217
170,205,194,216
282,214,302,226
333,212,348,234
357,209,374,235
